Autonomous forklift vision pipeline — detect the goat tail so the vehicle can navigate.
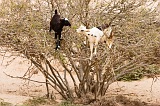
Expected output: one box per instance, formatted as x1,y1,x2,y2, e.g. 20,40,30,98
55,9,58,14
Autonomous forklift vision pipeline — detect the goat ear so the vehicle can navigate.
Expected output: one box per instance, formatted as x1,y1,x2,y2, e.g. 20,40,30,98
55,9,58,14
109,31,114,38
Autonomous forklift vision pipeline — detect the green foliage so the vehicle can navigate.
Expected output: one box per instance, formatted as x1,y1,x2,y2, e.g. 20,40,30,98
0,99,12,106
117,69,144,81
0,102,12,106
22,97,48,106
144,65,160,75
59,101,80,106
18,97,60,106
118,65,160,81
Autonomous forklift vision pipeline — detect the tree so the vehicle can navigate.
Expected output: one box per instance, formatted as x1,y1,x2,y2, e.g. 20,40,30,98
0,0,159,104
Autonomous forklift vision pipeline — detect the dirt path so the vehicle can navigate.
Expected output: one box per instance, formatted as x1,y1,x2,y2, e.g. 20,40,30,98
0,52,47,105
108,77,160,104
0,52,160,105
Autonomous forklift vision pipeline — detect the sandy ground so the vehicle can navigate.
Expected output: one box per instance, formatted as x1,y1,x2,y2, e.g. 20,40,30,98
0,51,160,105
0,51,47,105
108,77,160,105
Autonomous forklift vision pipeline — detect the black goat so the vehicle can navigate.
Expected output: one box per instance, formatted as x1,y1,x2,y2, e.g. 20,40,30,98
49,9,71,50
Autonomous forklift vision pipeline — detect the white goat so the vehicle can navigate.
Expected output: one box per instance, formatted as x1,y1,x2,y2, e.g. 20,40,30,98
76,25,114,60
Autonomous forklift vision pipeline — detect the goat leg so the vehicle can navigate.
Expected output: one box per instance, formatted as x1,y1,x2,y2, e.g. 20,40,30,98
58,32,63,40
49,26,52,33
89,43,94,60
55,32,58,39
94,41,98,55
55,39,61,50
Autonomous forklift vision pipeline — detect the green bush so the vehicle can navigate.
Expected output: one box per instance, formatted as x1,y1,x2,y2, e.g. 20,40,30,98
118,65,160,81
